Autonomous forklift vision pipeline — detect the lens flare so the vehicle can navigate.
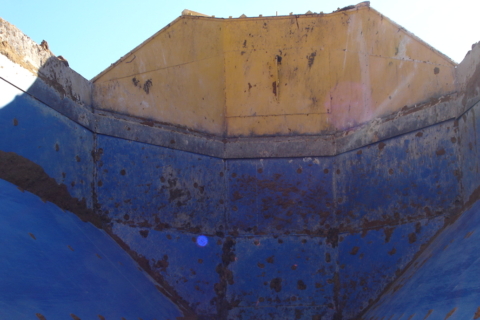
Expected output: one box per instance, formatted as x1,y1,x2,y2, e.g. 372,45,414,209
196,235,208,247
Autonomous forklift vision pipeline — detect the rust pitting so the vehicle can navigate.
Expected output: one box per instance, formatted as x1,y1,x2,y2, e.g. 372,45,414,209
35,313,47,320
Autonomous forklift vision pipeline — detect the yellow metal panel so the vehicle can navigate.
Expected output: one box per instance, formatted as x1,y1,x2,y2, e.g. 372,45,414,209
93,17,225,135
92,6,457,138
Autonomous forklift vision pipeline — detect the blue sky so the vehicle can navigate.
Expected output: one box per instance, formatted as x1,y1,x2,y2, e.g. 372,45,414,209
2,0,479,80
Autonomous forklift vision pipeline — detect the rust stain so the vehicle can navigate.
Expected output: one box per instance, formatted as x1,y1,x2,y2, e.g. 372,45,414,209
35,313,47,320
67,245,74,251
297,280,307,290
423,309,434,319
436,148,446,156
95,253,102,259
29,232,36,240
407,314,415,320
474,306,480,319
378,142,386,150
270,277,282,292
416,131,423,137
444,307,457,319
465,231,475,239
350,246,360,255
408,232,417,243
388,247,397,255
70,314,81,320
266,256,274,263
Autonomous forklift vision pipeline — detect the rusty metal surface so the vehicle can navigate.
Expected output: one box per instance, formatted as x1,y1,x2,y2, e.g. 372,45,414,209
363,200,480,320
335,120,461,232
0,178,182,320
338,217,444,318
227,236,337,308
227,157,334,236
95,134,226,235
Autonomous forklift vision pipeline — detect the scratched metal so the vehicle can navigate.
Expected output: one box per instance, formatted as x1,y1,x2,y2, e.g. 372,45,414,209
335,120,461,233
363,200,480,320
227,157,334,235
112,223,222,315
457,104,480,204
0,178,182,320
338,217,444,318
0,80,94,207
228,306,336,320
227,236,336,309
96,134,226,235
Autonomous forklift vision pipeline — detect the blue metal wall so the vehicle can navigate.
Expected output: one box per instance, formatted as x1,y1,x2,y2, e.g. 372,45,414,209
0,79,94,208
0,178,183,320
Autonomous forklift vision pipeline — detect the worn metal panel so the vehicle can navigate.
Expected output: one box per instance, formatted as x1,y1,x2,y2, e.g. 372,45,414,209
228,306,336,320
112,224,222,315
363,201,480,320
335,120,461,232
0,79,94,208
96,134,226,235
457,105,480,204
227,157,334,235
338,217,444,318
227,236,337,309
93,17,226,135
93,6,456,138
0,178,182,320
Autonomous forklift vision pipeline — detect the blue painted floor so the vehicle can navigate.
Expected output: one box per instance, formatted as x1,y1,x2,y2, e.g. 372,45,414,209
0,178,182,320
363,200,480,320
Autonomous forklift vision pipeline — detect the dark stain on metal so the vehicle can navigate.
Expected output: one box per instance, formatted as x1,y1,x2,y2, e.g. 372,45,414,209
139,229,149,238
434,67,440,75
243,40,247,48
423,309,434,319
378,142,386,150
213,237,236,318
444,307,457,319
272,81,277,96
297,280,307,290
388,168,394,175
143,79,153,94
75,155,81,162
350,246,360,255
324,168,329,174
96,253,102,259
307,51,317,68
70,314,81,320
67,245,74,251
296,167,302,174
326,252,332,263
327,227,339,248
384,227,394,243
295,308,303,319
388,247,397,255
13,118,18,126
416,131,423,137
270,277,282,292
141,120,154,127
120,169,126,176
97,180,103,187
436,148,446,156
55,143,59,151
154,255,169,273
408,232,417,243
29,232,36,240
35,313,47,320
266,256,274,264
132,77,140,87
97,316,105,320
257,262,265,268
407,315,415,320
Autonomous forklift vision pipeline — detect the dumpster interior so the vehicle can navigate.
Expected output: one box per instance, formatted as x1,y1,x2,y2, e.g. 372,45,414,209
1,3,480,319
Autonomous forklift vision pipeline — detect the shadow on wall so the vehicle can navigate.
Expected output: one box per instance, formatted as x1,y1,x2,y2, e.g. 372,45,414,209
0,56,188,320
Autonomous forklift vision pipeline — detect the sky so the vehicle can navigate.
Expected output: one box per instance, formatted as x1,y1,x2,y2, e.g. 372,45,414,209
2,0,479,80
